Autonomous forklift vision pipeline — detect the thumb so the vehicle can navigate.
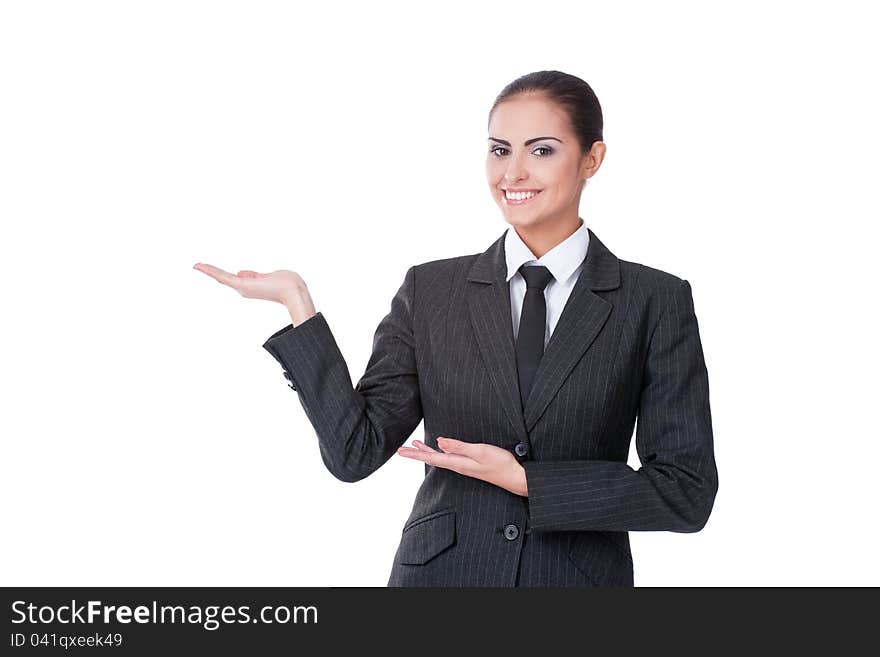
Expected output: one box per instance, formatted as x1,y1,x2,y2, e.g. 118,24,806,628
237,270,261,278
437,437,472,455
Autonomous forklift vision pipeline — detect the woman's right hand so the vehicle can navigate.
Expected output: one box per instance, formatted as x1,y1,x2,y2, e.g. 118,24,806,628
192,263,317,325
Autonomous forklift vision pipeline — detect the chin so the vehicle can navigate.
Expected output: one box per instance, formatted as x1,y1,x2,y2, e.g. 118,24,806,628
503,211,547,228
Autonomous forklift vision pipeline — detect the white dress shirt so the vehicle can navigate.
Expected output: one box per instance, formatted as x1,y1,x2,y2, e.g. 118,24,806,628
505,217,590,348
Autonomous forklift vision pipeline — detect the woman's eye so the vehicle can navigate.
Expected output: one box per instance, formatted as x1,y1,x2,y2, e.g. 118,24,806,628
489,145,553,157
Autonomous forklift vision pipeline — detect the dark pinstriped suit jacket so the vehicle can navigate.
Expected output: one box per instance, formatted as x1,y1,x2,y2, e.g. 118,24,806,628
262,227,718,587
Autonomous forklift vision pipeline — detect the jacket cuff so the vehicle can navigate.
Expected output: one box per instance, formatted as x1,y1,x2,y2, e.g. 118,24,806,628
262,312,329,391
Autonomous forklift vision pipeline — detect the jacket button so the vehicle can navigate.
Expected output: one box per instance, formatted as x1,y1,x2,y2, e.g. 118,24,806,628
514,442,528,457
283,371,291,380
503,523,520,541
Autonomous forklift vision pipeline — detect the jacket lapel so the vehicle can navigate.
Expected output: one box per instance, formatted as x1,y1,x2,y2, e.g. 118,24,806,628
466,227,621,439
466,232,530,444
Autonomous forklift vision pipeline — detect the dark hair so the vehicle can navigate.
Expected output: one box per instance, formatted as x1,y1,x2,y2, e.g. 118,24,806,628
488,70,604,155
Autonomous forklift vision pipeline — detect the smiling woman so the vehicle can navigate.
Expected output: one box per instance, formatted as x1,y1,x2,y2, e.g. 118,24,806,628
485,76,606,258
194,70,718,587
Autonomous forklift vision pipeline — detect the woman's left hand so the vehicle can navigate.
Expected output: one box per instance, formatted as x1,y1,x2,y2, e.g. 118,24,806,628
396,437,528,497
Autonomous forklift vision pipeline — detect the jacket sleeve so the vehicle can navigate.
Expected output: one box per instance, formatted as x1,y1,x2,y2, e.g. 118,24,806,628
522,279,719,533
261,265,423,483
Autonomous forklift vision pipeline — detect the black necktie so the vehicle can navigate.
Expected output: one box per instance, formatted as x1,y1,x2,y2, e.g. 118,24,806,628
515,264,554,409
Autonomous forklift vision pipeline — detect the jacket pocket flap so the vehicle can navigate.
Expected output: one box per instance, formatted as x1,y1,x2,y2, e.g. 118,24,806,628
396,508,457,565
567,531,634,587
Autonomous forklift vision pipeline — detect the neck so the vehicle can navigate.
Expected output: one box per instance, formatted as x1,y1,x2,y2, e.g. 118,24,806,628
514,214,583,259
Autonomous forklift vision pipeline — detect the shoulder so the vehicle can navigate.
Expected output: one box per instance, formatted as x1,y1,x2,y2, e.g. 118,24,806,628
409,253,481,284
411,254,468,274
621,258,685,288
617,258,694,320
402,254,482,315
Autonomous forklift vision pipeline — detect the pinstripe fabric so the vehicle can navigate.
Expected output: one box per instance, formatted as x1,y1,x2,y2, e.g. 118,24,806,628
262,228,718,587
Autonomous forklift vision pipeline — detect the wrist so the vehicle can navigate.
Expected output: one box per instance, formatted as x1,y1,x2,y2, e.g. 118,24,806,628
283,287,317,327
517,463,529,497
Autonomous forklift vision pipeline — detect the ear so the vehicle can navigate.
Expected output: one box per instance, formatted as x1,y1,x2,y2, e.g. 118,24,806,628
580,141,606,178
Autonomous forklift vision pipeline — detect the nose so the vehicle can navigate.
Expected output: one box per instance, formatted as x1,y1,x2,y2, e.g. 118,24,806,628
504,167,527,186
503,152,528,185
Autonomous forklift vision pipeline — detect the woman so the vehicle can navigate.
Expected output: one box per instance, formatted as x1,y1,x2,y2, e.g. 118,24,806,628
194,70,718,587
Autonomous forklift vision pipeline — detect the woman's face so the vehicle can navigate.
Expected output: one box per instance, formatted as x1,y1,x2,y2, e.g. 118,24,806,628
486,93,603,231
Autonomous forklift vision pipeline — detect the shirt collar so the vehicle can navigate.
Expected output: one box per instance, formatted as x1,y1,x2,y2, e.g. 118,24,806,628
504,217,590,285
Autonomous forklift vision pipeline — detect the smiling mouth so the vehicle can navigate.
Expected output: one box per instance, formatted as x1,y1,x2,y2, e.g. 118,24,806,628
503,189,542,206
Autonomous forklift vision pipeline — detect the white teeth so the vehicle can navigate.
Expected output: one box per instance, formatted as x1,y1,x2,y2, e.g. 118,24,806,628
505,190,538,200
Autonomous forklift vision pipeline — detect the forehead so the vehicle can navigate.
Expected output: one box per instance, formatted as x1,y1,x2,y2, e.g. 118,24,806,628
488,93,571,136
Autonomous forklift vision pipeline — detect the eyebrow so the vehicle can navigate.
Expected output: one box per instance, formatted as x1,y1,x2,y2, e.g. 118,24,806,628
488,136,563,146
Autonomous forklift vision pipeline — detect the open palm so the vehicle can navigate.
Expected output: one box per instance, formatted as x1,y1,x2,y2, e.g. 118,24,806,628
193,262,308,306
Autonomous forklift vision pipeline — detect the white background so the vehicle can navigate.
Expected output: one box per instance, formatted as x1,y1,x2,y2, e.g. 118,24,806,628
1,0,877,586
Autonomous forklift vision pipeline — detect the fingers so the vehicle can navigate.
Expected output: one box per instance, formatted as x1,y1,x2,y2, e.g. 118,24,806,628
396,440,473,473
193,263,265,299
398,437,517,494
192,263,242,289
437,437,477,457
397,439,438,457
